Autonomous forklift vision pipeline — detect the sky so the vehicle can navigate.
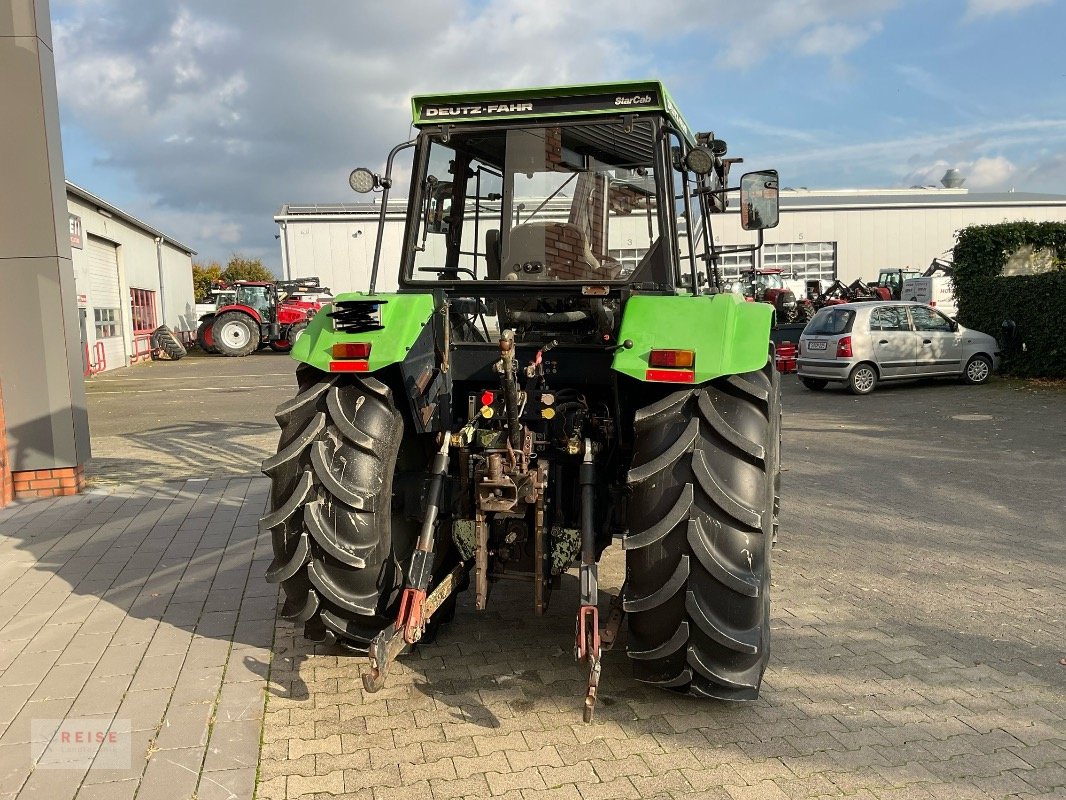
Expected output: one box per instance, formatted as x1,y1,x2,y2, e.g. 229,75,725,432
51,0,1066,269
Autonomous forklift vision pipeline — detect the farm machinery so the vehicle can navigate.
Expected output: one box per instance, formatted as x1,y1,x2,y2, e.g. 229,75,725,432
197,277,330,356
738,267,802,323
261,81,782,721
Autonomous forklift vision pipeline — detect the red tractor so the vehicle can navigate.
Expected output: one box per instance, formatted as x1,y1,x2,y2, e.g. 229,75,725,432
197,277,330,357
739,267,802,324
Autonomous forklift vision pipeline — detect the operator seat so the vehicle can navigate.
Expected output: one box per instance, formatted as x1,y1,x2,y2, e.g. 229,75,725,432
502,220,603,281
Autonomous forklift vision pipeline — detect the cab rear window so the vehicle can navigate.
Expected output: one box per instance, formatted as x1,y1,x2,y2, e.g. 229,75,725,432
805,308,855,336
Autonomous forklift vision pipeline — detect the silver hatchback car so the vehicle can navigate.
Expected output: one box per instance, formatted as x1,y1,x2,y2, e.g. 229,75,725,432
796,302,1001,395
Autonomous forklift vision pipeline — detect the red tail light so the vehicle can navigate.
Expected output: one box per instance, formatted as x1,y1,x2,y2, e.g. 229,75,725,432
836,336,853,358
649,349,695,368
332,342,372,359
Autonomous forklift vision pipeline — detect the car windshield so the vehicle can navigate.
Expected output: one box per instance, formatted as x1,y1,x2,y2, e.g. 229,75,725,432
408,120,662,283
805,307,854,335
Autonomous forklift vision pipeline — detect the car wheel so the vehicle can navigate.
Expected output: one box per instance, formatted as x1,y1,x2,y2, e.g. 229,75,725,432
801,377,829,391
848,363,878,395
963,354,992,385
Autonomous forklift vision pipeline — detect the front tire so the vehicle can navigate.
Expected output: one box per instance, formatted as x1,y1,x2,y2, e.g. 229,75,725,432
262,368,419,651
213,312,259,357
963,354,992,385
624,360,779,700
848,362,878,395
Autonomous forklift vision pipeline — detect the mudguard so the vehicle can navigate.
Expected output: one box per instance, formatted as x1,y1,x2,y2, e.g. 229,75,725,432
290,292,435,373
612,293,773,383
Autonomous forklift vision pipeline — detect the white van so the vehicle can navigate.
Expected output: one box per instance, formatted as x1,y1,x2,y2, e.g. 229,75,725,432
901,274,956,317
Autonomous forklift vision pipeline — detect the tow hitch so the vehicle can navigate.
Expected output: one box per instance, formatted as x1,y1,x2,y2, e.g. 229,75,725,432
362,560,471,693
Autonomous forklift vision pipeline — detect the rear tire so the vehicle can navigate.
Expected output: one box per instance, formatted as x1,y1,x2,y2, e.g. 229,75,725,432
196,319,217,353
262,368,433,651
151,325,186,360
848,362,878,395
624,359,779,700
801,377,828,391
213,312,259,357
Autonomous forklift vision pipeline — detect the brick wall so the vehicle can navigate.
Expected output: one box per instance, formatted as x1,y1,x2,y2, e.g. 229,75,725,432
12,465,85,500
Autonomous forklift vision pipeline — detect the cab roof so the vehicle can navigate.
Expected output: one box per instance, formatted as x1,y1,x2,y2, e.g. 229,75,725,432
411,80,696,146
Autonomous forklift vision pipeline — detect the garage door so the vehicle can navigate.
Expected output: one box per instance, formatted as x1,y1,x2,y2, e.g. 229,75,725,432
87,235,125,372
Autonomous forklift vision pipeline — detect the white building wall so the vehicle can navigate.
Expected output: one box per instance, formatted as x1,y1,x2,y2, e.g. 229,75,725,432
278,196,1066,294
68,193,195,373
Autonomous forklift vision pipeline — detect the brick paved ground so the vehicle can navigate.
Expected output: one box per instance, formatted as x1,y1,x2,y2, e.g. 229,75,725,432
0,478,276,799
4,355,1063,799
259,379,1066,800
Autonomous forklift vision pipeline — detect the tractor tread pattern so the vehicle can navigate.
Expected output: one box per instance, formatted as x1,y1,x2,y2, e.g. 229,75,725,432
263,413,326,476
633,390,691,430
623,556,689,613
627,416,698,485
262,371,411,651
259,471,314,531
265,532,310,584
628,621,689,660
624,363,778,701
326,388,378,453
279,590,319,623
622,483,693,551
691,450,762,530
697,391,766,462
303,500,370,568
309,441,374,511
275,378,336,425
687,518,759,598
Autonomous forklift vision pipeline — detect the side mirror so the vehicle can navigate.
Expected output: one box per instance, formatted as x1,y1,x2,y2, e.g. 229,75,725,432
739,169,780,231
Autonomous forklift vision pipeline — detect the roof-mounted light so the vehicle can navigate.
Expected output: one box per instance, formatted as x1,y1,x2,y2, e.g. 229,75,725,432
685,146,715,176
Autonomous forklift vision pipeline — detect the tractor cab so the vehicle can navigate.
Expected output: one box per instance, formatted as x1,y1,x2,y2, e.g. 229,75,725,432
233,282,276,320
743,268,785,301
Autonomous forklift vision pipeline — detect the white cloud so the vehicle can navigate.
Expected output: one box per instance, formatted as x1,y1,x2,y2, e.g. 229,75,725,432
964,0,1052,20
48,0,898,261
903,156,1017,189
796,21,884,58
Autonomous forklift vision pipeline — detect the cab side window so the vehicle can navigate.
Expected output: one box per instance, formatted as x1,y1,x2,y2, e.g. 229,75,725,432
910,306,953,332
870,306,908,332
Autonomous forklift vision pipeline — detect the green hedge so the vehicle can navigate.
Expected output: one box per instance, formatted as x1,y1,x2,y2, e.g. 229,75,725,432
953,222,1066,378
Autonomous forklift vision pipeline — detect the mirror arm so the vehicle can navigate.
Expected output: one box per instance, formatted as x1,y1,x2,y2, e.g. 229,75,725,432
369,139,416,295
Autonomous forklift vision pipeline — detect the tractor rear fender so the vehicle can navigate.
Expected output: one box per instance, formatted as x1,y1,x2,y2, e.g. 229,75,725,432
212,304,263,324
290,292,435,373
612,293,772,383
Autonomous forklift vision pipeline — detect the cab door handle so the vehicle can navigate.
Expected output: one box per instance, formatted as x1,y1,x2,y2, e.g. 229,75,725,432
878,339,888,344
922,339,932,344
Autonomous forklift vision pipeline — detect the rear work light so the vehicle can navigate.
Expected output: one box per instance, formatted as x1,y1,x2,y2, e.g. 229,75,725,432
649,349,695,368
836,336,853,358
332,342,372,359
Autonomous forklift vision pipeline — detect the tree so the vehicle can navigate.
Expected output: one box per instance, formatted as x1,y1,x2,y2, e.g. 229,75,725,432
192,260,223,303
192,255,276,302
222,255,275,283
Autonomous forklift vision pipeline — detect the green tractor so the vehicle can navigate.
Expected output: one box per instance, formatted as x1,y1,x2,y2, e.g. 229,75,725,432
262,81,782,720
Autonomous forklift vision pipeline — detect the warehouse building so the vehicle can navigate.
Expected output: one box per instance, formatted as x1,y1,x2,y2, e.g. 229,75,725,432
67,182,197,375
274,187,1066,292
